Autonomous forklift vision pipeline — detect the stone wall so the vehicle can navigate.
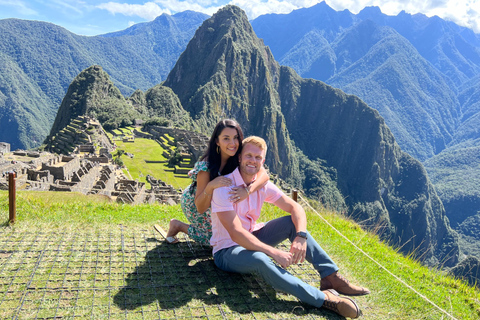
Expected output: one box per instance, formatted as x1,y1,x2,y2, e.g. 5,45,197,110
70,161,102,194
115,179,147,205
0,142,10,154
83,155,110,164
41,156,81,181
89,166,116,196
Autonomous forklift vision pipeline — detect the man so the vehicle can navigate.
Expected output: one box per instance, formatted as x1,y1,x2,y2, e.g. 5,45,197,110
210,136,370,318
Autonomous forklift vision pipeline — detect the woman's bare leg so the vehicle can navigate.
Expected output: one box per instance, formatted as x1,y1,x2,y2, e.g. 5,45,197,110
166,219,189,238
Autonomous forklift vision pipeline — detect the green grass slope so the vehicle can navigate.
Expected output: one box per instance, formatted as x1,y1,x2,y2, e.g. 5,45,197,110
113,137,191,190
1,191,478,319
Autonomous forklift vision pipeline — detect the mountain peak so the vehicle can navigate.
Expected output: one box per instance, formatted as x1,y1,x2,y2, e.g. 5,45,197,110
163,5,274,117
45,65,136,145
358,6,383,16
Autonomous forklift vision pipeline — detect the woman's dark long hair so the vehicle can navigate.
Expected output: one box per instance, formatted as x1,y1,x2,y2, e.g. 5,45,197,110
200,119,244,181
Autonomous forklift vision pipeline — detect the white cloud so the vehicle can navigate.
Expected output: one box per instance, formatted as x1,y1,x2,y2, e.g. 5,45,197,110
325,0,480,32
95,0,480,33
230,0,298,19
48,0,84,15
153,0,222,16
96,2,170,20
0,0,38,15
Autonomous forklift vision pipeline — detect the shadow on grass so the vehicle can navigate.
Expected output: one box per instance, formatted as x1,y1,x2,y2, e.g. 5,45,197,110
1,219,13,227
113,240,339,318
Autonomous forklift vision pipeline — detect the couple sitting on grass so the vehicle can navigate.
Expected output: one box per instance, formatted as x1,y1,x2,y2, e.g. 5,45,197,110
154,119,369,318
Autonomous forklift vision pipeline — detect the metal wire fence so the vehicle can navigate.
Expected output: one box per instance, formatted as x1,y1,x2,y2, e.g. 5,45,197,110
0,226,334,319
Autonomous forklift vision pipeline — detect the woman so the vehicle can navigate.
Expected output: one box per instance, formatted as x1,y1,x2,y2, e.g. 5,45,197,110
155,119,269,245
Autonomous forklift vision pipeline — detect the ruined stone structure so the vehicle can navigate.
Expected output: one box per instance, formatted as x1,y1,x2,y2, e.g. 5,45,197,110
1,151,183,205
47,116,114,156
0,142,10,154
141,125,209,163
89,166,116,196
1,122,201,205
41,156,80,181
114,180,151,204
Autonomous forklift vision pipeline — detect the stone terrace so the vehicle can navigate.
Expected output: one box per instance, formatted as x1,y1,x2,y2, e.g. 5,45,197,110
1,152,182,205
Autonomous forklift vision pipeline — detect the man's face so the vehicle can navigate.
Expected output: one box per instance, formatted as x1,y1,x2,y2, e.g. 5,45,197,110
239,143,265,177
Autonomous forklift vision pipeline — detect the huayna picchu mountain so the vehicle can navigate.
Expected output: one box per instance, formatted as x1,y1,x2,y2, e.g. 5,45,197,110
161,5,459,267
47,5,459,268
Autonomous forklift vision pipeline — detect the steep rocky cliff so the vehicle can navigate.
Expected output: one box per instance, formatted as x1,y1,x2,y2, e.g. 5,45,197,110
278,67,458,266
163,5,459,267
163,5,300,181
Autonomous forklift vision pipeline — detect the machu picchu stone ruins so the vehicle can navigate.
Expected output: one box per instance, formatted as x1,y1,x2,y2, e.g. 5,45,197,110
1,119,211,206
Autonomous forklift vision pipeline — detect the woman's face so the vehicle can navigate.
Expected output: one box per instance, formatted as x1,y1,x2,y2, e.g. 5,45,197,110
216,127,240,158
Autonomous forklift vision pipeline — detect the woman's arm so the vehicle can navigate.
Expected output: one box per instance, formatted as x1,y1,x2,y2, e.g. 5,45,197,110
230,166,269,203
248,166,269,193
194,171,232,213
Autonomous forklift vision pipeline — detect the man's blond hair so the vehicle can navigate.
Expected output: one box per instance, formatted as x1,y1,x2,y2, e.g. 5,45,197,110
242,136,267,154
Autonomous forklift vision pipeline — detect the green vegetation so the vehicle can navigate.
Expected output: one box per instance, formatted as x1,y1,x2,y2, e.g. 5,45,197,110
0,191,179,227
167,148,182,168
0,190,479,319
0,13,208,150
424,143,480,261
143,116,172,127
114,137,191,190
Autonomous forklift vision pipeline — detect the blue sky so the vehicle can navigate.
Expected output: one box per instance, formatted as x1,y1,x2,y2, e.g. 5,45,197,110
0,0,479,36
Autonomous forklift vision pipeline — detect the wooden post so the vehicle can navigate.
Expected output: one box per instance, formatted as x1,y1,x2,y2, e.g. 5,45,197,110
9,172,16,224
292,189,298,202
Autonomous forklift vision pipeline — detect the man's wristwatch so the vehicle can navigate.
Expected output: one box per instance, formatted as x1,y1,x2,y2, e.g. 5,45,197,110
296,231,307,239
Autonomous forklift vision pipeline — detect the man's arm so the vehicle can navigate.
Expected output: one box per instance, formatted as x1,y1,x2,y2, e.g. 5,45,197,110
216,210,293,268
273,194,308,264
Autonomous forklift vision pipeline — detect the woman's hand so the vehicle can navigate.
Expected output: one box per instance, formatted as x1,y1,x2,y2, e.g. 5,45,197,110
229,186,248,203
195,172,232,214
208,176,233,191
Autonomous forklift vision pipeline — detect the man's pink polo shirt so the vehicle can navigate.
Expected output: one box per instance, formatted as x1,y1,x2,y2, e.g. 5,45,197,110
210,167,284,254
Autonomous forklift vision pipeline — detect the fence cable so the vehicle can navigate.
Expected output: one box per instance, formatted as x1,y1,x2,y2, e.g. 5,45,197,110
298,193,458,320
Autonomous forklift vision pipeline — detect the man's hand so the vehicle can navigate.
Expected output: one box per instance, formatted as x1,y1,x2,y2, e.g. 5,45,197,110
290,237,307,265
271,249,293,269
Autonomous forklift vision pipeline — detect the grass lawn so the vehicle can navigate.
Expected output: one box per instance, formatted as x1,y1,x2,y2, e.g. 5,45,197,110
1,191,479,319
114,138,191,190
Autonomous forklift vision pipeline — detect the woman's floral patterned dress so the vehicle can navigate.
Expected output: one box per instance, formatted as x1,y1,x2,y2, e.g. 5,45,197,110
180,161,212,245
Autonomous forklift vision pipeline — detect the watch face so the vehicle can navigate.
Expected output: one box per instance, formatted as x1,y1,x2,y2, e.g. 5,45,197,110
297,231,307,238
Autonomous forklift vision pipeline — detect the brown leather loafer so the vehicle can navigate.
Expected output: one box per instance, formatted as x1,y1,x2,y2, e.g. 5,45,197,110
323,289,362,318
321,271,370,296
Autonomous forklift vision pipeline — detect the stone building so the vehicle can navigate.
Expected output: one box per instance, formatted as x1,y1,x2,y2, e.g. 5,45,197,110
0,142,10,154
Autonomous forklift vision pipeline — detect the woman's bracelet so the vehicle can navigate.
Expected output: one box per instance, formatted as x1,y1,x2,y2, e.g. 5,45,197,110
204,190,212,197
245,186,250,195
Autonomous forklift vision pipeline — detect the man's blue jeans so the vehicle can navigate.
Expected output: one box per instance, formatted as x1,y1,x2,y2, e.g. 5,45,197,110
213,215,339,307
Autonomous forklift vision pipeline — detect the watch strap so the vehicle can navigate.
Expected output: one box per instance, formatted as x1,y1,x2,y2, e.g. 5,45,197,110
296,231,307,239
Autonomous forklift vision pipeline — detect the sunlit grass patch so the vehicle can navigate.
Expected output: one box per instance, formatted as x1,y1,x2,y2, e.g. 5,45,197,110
114,138,190,189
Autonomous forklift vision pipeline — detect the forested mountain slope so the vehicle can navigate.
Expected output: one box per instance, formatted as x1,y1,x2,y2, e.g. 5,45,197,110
251,2,480,161
162,5,459,267
251,1,480,263
0,12,207,150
